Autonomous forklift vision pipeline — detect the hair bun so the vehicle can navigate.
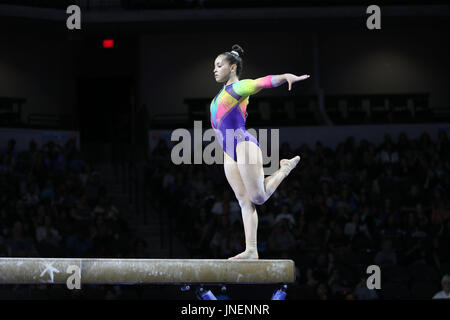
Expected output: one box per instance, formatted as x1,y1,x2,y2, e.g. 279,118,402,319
231,44,244,58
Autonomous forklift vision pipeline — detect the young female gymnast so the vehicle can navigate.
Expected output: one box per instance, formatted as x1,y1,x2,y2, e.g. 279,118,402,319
211,44,310,259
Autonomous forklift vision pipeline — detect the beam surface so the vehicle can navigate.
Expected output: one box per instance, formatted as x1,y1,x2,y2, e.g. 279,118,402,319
0,258,295,285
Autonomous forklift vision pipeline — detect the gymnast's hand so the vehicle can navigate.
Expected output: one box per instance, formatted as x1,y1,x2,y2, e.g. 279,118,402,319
285,73,310,91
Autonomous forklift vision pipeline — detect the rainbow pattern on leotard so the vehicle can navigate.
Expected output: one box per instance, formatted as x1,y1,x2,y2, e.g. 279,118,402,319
210,75,277,129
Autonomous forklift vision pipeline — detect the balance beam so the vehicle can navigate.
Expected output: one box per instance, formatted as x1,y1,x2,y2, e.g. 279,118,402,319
0,258,295,285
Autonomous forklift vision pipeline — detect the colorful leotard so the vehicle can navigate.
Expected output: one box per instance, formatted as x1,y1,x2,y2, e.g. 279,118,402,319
210,75,279,161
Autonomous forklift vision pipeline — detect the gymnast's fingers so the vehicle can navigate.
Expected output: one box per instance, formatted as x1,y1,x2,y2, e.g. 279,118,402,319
298,74,310,81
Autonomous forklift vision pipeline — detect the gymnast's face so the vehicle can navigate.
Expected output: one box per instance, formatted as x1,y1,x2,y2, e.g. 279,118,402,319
213,55,236,83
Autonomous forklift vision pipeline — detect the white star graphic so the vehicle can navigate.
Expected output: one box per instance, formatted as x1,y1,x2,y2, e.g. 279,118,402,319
40,262,60,283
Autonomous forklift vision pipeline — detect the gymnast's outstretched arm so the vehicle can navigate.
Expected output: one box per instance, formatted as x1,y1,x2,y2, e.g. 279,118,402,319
232,73,310,97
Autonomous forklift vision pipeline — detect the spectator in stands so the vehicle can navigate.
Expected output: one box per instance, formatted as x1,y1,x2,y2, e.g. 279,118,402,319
92,196,113,219
374,238,397,266
303,220,325,251
191,170,206,195
0,139,18,167
344,213,360,240
431,199,450,225
332,184,357,216
189,207,213,253
436,130,449,158
79,164,90,187
280,142,294,160
432,275,450,299
273,204,296,229
267,220,296,257
377,139,399,164
104,198,120,221
53,207,72,241
380,214,400,238
403,238,428,265
354,275,378,300
162,166,175,190
401,184,425,213
344,291,356,300
35,215,61,246
290,188,303,214
306,268,319,287
22,182,40,208
42,141,65,172
431,237,450,272
210,190,240,218
5,221,38,257
328,268,352,298
312,252,333,282
210,215,232,258
315,283,330,300
84,172,106,207
325,220,348,250
130,238,149,258
377,198,398,226
258,204,275,229
70,202,91,222
151,138,170,159
40,179,54,204
227,224,245,258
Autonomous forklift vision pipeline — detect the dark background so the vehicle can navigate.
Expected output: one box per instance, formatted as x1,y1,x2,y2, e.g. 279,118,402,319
0,0,449,300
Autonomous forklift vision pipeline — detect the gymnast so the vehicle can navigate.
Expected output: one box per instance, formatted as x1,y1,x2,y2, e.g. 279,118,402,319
210,44,310,259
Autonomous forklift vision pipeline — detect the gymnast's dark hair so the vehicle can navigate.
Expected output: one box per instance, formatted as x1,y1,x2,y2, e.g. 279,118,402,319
222,44,244,78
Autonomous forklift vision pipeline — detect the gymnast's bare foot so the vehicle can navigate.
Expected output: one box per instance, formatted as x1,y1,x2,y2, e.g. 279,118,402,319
228,249,259,260
279,155,300,177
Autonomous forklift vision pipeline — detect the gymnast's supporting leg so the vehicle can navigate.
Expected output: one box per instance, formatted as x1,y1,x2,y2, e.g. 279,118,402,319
224,152,259,260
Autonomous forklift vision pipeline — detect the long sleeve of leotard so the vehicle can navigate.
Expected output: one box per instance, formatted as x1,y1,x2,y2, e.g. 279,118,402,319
231,75,280,97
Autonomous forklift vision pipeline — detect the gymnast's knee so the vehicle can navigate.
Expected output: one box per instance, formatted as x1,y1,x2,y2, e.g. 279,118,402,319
249,194,266,205
236,196,254,210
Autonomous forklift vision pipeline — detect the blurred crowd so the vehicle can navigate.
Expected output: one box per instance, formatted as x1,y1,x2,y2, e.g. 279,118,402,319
0,138,142,299
0,138,134,260
148,130,450,299
1,127,449,300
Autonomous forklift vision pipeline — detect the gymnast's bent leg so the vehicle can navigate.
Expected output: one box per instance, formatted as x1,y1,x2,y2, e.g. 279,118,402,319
236,141,300,206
